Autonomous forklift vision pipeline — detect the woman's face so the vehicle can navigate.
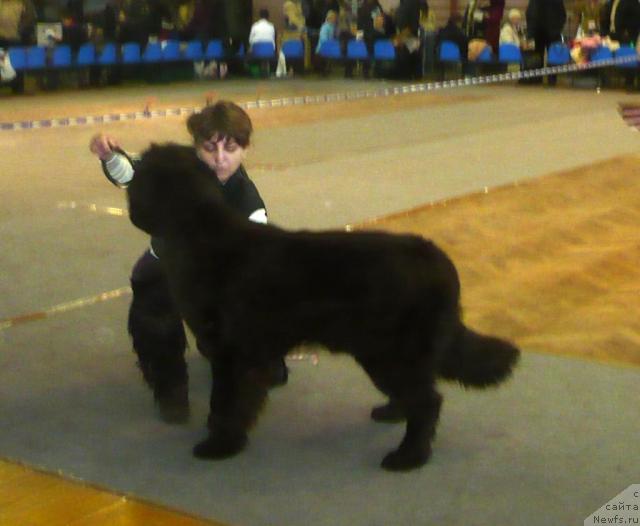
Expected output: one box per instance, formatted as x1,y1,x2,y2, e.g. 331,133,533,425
196,134,247,183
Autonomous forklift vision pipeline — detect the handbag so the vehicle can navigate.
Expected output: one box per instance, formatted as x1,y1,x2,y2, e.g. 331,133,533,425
0,49,17,82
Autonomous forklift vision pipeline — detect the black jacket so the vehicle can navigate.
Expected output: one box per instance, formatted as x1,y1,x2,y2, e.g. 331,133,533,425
436,21,469,58
396,0,421,35
525,0,567,38
600,0,640,44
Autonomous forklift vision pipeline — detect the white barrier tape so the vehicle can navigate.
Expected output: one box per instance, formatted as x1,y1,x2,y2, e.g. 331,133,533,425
1,53,638,132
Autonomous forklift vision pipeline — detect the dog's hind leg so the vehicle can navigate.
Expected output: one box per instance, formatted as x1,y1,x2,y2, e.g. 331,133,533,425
380,387,442,471
193,351,270,460
358,356,441,470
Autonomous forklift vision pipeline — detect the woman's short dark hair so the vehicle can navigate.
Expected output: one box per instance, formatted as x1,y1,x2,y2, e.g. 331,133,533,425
186,100,253,147
259,8,270,19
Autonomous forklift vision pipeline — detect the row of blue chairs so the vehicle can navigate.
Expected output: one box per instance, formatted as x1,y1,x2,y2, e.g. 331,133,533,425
589,45,638,67
438,40,638,68
315,39,396,61
5,37,396,75
237,38,395,62
6,39,249,71
439,41,526,65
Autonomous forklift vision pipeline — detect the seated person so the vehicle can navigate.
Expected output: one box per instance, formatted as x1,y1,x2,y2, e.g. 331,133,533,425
436,13,469,60
249,8,275,49
316,9,337,53
499,8,526,47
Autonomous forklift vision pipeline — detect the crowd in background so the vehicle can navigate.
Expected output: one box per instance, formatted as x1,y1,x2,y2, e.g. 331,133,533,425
1,0,640,90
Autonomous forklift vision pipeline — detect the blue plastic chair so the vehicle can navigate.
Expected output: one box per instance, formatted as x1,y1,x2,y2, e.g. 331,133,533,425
439,40,461,63
98,42,117,66
204,39,223,60
317,39,341,59
347,39,368,61
615,46,638,68
142,41,162,63
26,46,47,69
281,39,304,61
547,42,571,66
373,39,395,61
76,42,96,67
51,45,72,68
184,40,204,61
498,43,522,64
162,40,181,61
121,42,141,64
590,46,613,63
474,45,493,63
250,41,276,59
8,47,27,71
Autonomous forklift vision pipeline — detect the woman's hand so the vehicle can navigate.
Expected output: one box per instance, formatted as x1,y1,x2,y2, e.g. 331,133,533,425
89,133,119,161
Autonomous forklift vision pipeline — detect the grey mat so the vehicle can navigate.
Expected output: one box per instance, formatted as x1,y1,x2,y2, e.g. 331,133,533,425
1,299,638,526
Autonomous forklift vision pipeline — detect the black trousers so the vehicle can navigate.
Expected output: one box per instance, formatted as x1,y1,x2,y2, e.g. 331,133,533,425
533,30,562,85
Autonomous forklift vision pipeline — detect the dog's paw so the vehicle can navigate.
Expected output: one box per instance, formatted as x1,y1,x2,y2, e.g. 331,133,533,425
371,401,406,423
155,384,190,424
158,402,190,424
192,433,248,460
381,446,431,471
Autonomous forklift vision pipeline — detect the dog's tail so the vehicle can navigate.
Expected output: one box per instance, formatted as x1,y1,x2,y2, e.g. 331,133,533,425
437,325,520,388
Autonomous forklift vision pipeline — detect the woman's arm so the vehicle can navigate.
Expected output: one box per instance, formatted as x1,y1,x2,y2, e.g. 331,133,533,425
89,133,136,187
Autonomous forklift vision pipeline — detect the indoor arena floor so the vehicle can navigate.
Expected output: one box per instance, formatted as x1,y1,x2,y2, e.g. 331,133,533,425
1,76,639,526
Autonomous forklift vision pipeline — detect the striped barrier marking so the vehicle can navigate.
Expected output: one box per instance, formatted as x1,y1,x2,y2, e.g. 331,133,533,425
0,287,132,331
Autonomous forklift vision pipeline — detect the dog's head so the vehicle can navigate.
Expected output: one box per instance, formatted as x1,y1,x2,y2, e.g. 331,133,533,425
127,143,224,237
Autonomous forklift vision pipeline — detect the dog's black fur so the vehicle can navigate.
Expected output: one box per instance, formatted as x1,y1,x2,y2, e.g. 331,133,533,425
127,143,520,471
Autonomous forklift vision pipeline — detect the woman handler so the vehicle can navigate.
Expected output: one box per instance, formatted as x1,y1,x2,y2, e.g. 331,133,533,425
89,100,287,423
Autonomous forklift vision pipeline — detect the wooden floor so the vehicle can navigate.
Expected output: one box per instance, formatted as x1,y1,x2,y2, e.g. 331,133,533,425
359,154,640,369
0,460,227,526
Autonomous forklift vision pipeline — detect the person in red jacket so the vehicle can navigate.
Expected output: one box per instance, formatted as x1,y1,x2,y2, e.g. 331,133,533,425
484,0,505,52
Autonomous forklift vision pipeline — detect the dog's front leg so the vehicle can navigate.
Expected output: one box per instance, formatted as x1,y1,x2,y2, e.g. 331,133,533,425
193,352,270,460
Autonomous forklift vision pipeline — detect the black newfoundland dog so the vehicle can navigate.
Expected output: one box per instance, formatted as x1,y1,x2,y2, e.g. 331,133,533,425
127,143,520,471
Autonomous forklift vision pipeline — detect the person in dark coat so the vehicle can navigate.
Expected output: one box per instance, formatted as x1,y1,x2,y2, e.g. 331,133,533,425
526,0,566,84
357,0,392,77
436,13,469,60
394,0,422,78
600,0,640,45
395,0,421,36
600,0,640,87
